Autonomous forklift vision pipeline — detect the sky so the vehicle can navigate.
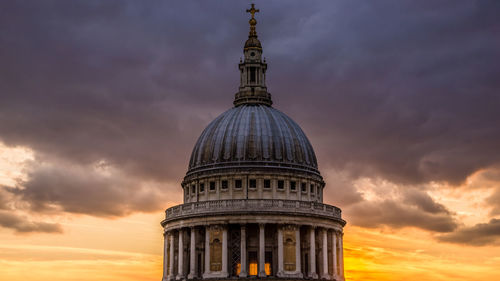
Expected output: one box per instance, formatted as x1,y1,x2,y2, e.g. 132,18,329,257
0,1,500,280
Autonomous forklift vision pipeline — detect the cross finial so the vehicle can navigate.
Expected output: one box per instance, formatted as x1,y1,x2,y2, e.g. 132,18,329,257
246,4,259,19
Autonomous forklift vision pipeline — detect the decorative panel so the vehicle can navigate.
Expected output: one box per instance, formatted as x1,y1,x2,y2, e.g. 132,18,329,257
283,225,296,271
210,227,223,272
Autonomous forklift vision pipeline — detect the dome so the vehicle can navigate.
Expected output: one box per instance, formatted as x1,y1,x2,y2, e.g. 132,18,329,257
244,36,262,50
161,7,346,281
187,104,319,176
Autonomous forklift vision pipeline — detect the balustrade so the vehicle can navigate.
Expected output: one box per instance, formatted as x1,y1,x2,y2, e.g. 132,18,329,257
164,199,342,222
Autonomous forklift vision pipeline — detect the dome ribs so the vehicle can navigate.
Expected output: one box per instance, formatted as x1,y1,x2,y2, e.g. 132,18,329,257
196,114,224,166
187,105,319,174
222,107,240,161
274,109,295,162
247,110,257,159
235,105,250,160
281,114,305,165
212,108,236,162
259,105,271,160
265,106,284,161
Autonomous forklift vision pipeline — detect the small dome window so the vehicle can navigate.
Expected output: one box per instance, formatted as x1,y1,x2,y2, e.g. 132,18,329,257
249,179,257,189
278,180,284,189
264,179,271,189
235,179,242,189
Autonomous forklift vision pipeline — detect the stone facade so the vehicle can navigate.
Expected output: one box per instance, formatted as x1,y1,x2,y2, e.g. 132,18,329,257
161,5,346,281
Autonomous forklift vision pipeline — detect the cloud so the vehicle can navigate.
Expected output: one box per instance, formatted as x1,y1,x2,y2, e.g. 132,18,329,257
403,189,450,214
438,219,500,246
0,0,499,224
323,170,364,207
486,188,500,216
330,177,458,233
346,198,458,233
4,158,174,217
0,210,62,234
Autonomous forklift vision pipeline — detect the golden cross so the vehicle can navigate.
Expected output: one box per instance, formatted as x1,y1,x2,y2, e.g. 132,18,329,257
246,4,259,19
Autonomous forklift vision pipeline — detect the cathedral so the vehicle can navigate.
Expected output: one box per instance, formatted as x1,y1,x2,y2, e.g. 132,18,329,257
161,5,346,281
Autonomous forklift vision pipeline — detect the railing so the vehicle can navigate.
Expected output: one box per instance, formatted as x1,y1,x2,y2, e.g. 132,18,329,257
165,199,342,221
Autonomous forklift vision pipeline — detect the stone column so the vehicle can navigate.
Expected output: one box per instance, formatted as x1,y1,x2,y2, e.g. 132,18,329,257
308,226,318,279
177,229,185,280
332,231,338,278
162,232,168,281
203,227,210,277
321,228,331,279
188,227,196,279
239,225,248,277
221,226,229,277
339,233,344,279
277,225,284,276
168,233,175,280
295,226,303,277
258,223,266,277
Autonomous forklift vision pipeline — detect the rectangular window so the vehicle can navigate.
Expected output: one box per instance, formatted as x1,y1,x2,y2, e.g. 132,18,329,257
250,67,256,83
200,183,205,193
278,180,284,189
264,179,271,189
221,180,228,190
210,181,216,191
290,181,296,191
191,185,195,194
310,184,315,193
301,183,307,193
249,179,257,189
235,179,242,189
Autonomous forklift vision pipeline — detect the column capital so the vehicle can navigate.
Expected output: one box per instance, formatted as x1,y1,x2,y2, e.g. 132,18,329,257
282,224,298,231
208,224,226,231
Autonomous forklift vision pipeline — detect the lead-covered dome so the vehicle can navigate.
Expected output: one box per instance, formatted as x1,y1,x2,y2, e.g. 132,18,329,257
187,104,319,176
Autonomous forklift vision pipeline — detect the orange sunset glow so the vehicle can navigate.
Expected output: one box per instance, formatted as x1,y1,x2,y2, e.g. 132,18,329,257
1,1,500,281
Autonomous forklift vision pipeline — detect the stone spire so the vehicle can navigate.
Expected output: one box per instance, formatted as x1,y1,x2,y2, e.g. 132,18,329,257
234,4,272,107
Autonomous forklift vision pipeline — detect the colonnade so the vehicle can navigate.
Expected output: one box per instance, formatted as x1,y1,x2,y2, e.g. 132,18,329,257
162,223,344,281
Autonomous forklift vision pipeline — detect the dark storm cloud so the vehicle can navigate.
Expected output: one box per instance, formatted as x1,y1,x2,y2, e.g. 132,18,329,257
0,0,499,226
438,219,500,246
272,1,500,186
344,189,457,232
5,158,173,217
403,189,449,214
